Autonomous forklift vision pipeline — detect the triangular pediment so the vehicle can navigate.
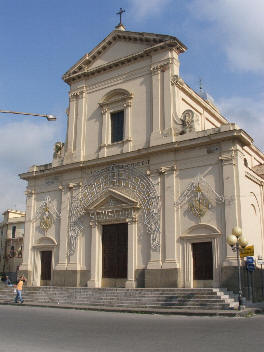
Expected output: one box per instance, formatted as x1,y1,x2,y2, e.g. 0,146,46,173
88,40,150,70
87,189,139,211
63,29,187,83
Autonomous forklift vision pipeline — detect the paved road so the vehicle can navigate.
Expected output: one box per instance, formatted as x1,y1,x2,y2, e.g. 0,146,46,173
0,305,264,352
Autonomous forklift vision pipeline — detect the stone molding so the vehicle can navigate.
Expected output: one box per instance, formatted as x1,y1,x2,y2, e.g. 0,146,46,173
170,74,184,87
146,165,176,176
150,58,175,74
25,189,34,197
219,151,235,165
85,65,151,94
69,87,87,100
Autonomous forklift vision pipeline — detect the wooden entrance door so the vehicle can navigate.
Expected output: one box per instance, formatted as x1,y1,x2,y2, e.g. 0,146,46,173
192,242,213,281
102,223,128,286
40,250,52,286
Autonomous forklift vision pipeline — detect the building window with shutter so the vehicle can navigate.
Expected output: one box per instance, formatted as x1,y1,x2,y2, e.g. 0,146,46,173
111,110,124,143
12,226,16,239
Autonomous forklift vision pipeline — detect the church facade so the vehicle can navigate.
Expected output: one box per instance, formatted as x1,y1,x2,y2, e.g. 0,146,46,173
20,26,264,292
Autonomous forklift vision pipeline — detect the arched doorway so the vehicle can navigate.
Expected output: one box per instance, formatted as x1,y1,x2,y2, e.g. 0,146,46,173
32,236,57,286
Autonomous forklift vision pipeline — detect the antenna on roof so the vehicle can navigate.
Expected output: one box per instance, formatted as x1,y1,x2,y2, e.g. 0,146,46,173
199,78,203,94
115,8,126,31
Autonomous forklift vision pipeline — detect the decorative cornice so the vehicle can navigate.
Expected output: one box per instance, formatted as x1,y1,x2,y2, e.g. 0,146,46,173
171,75,227,125
19,127,254,181
245,171,264,186
99,92,133,108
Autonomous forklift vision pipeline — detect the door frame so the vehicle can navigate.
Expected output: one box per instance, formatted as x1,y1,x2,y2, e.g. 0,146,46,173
88,218,137,288
192,241,213,288
180,224,222,288
102,223,128,287
40,250,53,286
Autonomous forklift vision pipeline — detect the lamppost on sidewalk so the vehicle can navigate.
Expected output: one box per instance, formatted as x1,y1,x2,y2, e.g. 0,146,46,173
0,109,56,121
226,226,248,310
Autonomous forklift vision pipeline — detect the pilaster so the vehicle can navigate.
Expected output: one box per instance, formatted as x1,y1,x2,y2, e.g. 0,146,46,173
163,64,172,131
147,172,161,268
87,224,101,288
125,218,137,288
220,145,243,264
99,107,108,158
19,189,34,275
75,89,86,161
150,57,179,146
66,93,77,155
150,65,163,146
123,101,132,153
162,166,178,268
55,186,70,270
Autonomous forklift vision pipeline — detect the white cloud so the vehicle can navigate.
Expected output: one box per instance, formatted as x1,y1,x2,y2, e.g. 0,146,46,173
217,95,264,151
189,0,264,73
128,0,172,19
0,119,64,216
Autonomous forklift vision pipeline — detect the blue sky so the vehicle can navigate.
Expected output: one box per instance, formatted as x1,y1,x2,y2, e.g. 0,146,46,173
0,0,264,214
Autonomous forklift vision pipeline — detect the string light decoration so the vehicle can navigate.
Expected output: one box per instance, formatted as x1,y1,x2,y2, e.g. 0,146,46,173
68,164,160,255
175,175,224,218
33,196,60,235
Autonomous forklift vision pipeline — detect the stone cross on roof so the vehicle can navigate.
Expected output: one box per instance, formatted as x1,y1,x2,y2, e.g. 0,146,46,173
116,7,125,25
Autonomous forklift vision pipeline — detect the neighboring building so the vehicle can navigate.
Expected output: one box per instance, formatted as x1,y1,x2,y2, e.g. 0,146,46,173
19,23,264,295
0,210,25,280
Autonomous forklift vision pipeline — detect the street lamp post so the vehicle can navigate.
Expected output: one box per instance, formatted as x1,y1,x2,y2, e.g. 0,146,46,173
0,109,56,121
226,226,248,310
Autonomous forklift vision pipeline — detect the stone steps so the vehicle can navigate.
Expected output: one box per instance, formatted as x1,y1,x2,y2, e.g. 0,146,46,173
0,286,239,310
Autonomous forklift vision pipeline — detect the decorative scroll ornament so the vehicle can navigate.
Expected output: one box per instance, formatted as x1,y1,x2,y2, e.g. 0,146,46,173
172,109,196,135
33,196,60,235
39,207,53,233
69,163,160,255
175,175,224,218
188,184,210,218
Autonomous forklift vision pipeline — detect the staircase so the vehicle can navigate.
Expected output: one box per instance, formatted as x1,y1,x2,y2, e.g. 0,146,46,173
0,286,239,310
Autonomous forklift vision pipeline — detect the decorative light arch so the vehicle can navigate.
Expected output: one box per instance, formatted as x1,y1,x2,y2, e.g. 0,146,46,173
68,163,160,255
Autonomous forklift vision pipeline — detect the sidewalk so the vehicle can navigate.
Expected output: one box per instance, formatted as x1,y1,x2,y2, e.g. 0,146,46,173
1,300,264,317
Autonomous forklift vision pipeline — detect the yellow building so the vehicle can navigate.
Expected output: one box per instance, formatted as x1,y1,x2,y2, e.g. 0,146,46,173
0,210,25,281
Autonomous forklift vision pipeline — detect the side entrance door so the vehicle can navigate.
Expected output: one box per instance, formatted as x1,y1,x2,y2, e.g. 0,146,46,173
40,250,52,286
102,223,128,287
192,242,213,288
